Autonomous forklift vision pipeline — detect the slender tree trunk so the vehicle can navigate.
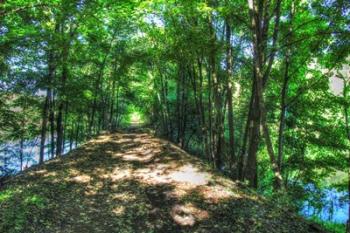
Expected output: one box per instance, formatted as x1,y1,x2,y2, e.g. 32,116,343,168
97,97,104,133
88,36,115,135
278,4,294,173
225,22,236,177
109,79,116,130
39,88,50,164
115,87,120,127
208,14,224,169
49,93,55,158
56,41,69,157
69,126,74,151
190,63,207,153
245,88,260,188
75,119,80,148
176,64,183,145
277,56,290,171
40,51,55,163
207,60,214,163
164,75,172,136
101,94,110,130
159,66,171,138
56,101,64,156
89,100,96,136
62,102,69,154
239,85,255,180
180,67,187,148
89,62,106,136
19,138,24,171
197,58,210,160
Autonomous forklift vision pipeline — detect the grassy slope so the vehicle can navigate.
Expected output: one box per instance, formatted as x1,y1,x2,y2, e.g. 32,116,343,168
0,131,327,233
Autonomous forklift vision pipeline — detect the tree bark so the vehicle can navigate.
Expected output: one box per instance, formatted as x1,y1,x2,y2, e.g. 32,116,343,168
19,138,24,171
75,119,80,148
40,51,55,163
56,30,70,157
208,14,224,170
245,86,260,188
49,93,55,158
176,64,182,144
62,102,69,154
277,3,294,173
277,55,290,171
239,84,255,180
225,22,236,177
246,0,283,189
89,56,108,136
109,79,116,130
39,89,50,164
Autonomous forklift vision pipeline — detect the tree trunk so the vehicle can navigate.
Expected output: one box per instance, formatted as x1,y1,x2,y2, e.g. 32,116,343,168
239,85,255,180
225,22,236,177
89,62,106,136
56,101,64,156
75,120,80,148
208,14,224,170
197,58,210,160
19,138,24,171
69,126,74,151
277,56,290,171
180,67,187,148
39,88,50,164
245,86,260,188
159,66,171,138
278,4,294,173
56,40,69,157
88,39,113,135
40,51,55,163
62,102,69,154
246,0,283,189
207,61,214,164
176,64,184,145
109,79,116,130
49,93,55,158
115,87,120,127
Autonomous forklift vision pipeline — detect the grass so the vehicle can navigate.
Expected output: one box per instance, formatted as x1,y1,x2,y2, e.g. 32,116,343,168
308,217,346,233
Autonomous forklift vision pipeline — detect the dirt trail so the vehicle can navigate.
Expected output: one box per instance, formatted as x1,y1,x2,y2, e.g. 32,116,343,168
0,131,325,233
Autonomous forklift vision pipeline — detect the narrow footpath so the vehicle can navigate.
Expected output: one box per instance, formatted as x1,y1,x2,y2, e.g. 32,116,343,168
0,130,326,233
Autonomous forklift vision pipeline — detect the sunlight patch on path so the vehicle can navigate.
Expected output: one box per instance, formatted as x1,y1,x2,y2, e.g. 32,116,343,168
87,133,242,205
112,206,126,216
168,164,210,186
171,203,209,226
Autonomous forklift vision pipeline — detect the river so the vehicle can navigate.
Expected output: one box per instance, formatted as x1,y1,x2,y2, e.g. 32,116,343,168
0,138,77,175
302,186,348,224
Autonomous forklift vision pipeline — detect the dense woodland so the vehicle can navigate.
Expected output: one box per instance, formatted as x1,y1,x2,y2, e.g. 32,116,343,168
0,0,349,232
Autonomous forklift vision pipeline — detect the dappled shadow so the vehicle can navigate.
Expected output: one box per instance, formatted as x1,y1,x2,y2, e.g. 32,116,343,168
0,131,324,233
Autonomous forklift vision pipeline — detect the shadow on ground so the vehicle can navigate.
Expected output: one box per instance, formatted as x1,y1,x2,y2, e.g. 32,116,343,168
0,131,325,233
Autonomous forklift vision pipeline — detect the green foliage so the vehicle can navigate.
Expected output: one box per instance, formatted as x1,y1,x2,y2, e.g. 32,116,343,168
0,188,49,233
308,217,346,233
0,0,349,230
